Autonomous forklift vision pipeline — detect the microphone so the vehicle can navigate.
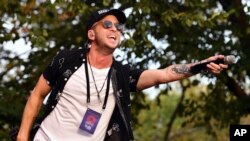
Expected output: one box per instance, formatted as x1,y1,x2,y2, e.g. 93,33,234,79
190,55,236,74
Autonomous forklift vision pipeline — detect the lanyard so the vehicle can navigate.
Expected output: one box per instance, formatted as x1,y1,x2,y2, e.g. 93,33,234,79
84,54,112,110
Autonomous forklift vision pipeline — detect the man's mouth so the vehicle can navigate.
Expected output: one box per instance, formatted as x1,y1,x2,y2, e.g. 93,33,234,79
108,35,116,41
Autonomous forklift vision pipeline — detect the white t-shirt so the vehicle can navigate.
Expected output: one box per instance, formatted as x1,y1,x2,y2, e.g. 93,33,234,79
34,64,115,141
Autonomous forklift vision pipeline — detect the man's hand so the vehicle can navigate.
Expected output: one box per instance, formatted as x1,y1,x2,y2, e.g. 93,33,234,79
205,55,228,74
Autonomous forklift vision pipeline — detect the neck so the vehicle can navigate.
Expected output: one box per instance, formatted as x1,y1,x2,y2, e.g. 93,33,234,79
88,46,113,69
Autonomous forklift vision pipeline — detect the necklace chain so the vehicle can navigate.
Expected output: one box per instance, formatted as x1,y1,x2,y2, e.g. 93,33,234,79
88,55,108,103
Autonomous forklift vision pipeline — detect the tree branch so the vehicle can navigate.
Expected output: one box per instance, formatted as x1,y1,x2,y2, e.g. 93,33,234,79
164,81,186,141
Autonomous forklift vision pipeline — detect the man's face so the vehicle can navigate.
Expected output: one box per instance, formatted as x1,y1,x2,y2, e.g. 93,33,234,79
90,15,123,50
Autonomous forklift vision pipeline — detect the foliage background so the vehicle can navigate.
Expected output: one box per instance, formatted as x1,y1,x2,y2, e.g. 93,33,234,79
0,0,250,140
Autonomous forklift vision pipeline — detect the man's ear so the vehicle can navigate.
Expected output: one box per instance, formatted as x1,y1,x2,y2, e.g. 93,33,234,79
87,30,95,40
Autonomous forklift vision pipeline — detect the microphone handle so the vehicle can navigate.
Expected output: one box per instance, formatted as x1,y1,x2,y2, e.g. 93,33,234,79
190,59,224,74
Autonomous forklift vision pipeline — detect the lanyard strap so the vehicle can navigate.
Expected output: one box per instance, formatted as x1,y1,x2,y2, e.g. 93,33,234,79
84,55,113,110
102,67,112,109
84,54,91,103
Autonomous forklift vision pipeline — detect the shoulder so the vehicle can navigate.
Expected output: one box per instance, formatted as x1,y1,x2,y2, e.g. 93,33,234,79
113,60,130,72
113,60,144,75
56,47,88,58
51,47,88,64
47,46,88,70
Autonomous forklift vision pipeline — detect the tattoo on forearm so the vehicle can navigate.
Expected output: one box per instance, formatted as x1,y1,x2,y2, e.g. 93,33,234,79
171,64,192,75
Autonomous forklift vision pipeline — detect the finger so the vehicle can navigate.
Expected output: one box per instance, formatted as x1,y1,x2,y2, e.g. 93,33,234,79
219,64,228,69
207,55,225,62
207,62,221,70
208,69,221,74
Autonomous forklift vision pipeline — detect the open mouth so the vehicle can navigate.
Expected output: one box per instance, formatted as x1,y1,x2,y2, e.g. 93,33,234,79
108,35,116,41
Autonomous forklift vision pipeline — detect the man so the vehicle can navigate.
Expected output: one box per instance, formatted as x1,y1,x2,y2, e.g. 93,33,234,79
17,8,228,141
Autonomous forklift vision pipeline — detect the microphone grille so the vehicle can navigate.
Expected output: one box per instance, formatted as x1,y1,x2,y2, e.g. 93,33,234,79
225,55,237,64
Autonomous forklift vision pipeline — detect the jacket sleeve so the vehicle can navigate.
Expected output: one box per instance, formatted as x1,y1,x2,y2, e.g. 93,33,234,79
42,49,68,87
128,65,144,92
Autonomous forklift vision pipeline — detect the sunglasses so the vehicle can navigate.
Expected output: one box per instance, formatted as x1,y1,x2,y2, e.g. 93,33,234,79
92,20,125,32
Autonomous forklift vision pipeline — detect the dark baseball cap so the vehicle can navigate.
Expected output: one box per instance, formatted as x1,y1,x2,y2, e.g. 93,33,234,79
86,8,126,31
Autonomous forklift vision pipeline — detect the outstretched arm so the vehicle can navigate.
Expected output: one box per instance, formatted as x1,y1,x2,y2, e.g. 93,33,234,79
136,55,228,90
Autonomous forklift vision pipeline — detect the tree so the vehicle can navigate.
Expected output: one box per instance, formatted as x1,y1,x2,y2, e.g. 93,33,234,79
0,0,249,140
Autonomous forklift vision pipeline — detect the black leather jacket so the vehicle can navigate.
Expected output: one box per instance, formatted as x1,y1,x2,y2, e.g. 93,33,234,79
42,47,144,141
